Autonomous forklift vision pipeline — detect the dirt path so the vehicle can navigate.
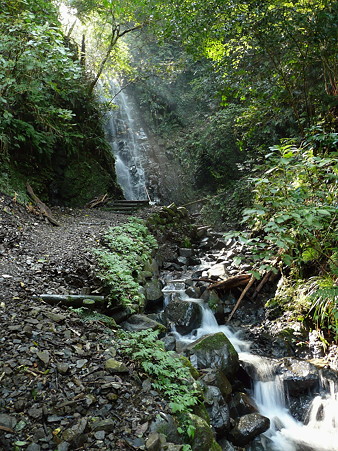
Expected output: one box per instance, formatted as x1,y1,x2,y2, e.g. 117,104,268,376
0,193,168,450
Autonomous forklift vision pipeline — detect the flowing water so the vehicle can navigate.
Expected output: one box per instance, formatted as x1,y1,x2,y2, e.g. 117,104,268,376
163,280,338,451
103,79,148,200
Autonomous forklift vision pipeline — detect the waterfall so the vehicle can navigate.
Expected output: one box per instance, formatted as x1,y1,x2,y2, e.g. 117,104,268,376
163,279,338,450
103,79,148,200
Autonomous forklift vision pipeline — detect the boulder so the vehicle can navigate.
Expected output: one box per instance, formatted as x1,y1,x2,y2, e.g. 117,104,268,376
188,332,239,378
164,298,202,335
228,413,270,446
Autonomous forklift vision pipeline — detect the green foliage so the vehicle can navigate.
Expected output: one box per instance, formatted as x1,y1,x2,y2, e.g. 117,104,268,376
308,286,338,342
95,218,157,311
228,141,338,277
118,329,201,438
0,0,120,205
154,0,338,133
68,307,118,328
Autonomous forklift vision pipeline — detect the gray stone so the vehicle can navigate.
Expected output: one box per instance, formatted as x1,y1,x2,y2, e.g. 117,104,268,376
277,358,319,395
121,314,166,333
90,418,115,432
228,413,270,446
37,350,50,365
207,263,229,280
217,438,236,451
150,413,181,444
0,413,17,429
62,417,88,443
57,363,69,375
179,248,193,258
144,279,164,302
28,406,43,419
145,432,162,451
45,312,66,322
200,368,232,398
26,444,41,451
164,298,202,335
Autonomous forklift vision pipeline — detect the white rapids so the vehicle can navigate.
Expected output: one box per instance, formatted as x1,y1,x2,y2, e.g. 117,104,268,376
163,279,338,451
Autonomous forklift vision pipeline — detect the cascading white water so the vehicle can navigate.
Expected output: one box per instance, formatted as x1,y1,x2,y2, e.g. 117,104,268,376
103,79,148,200
163,280,338,450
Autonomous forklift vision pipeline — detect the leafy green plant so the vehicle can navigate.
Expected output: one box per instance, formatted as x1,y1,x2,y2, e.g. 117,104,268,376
226,142,338,278
95,218,157,311
118,329,201,440
308,287,338,342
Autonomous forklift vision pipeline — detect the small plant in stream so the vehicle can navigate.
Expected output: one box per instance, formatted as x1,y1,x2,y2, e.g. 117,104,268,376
94,217,157,311
118,329,201,441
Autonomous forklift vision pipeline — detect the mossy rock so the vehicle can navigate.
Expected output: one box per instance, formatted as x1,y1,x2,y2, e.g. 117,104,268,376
188,332,239,379
59,156,119,207
188,414,222,451
179,355,200,380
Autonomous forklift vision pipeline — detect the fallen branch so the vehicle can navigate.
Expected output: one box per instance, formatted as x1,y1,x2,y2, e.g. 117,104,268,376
208,274,251,291
32,294,105,308
227,275,256,322
0,425,14,433
251,271,272,300
85,193,109,209
26,182,60,226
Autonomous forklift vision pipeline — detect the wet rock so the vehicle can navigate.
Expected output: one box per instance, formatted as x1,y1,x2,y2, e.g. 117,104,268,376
121,314,166,333
204,386,230,435
217,438,236,450
207,263,229,281
277,358,319,395
179,248,193,258
229,392,258,418
228,413,270,446
164,298,202,335
187,332,239,378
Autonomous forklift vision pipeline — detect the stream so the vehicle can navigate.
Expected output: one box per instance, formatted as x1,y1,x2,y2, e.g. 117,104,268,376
161,270,338,451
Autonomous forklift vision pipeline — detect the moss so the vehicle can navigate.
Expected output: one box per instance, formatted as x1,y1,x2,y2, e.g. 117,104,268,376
179,355,200,380
58,156,119,207
192,332,236,354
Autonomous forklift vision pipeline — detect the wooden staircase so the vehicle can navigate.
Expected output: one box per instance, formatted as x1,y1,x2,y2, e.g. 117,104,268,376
105,199,150,214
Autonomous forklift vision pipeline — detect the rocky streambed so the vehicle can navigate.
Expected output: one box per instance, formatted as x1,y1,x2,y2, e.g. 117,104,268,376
1,194,338,450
